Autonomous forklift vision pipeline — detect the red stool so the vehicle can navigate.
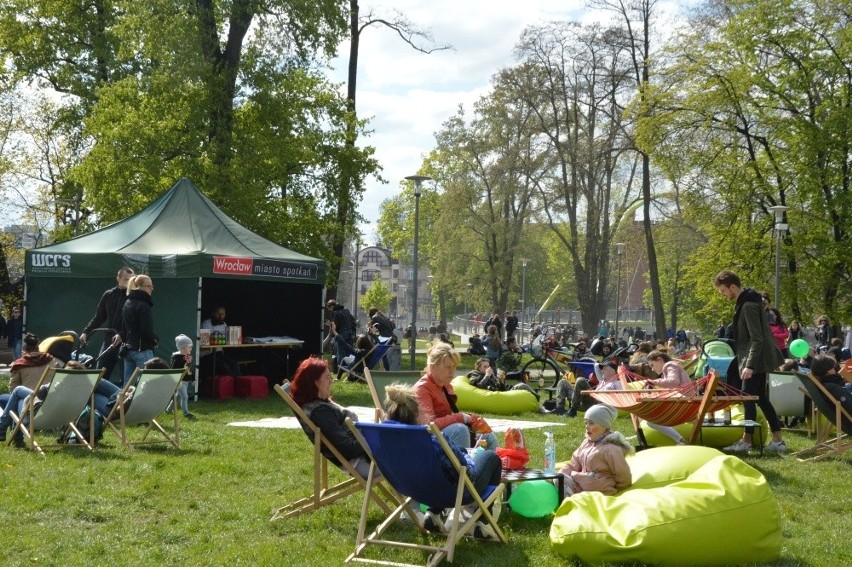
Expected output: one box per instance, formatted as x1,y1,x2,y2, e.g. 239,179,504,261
236,375,269,399
213,375,235,400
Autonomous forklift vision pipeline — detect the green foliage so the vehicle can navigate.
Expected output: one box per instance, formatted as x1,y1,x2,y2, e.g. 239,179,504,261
640,0,852,325
361,279,392,314
0,0,375,281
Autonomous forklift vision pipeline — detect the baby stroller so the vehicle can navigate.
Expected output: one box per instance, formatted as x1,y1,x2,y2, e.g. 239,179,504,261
694,338,736,381
38,331,84,365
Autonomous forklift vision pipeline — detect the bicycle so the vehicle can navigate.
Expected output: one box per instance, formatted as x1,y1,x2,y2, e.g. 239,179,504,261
521,336,598,388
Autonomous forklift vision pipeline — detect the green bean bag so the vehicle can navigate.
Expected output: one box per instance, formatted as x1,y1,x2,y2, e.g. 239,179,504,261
451,376,539,415
641,404,769,448
551,451,781,565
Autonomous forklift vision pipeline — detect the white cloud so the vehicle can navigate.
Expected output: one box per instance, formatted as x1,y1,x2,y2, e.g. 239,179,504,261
329,1,696,241
329,0,588,239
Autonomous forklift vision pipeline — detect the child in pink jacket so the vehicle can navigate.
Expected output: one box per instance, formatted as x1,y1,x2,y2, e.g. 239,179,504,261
558,404,633,497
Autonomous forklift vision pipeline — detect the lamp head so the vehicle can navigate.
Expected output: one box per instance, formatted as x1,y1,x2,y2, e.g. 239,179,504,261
405,175,432,197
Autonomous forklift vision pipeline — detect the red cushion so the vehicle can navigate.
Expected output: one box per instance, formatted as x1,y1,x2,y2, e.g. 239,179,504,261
235,375,268,399
213,375,235,400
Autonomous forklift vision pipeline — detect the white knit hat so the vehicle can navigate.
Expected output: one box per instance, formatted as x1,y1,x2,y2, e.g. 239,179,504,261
175,334,193,349
585,404,617,429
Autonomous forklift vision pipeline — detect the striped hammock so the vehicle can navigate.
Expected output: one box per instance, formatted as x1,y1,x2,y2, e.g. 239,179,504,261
588,369,757,427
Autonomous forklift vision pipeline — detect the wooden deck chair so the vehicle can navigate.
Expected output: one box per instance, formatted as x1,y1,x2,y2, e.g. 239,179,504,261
270,383,398,521
338,341,393,382
791,372,852,461
346,421,506,567
104,367,186,449
7,367,104,455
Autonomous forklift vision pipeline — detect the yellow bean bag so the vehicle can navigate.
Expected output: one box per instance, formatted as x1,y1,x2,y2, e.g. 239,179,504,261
641,404,769,448
551,449,781,565
451,376,539,415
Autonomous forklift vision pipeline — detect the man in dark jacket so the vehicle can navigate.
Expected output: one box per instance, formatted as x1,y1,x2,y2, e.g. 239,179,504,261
326,299,355,368
714,270,786,454
80,267,134,383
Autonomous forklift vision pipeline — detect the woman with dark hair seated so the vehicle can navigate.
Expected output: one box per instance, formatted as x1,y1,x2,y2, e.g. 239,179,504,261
289,356,371,477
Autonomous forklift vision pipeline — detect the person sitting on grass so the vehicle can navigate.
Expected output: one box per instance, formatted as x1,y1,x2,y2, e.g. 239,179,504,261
289,356,372,477
557,403,633,498
383,383,503,540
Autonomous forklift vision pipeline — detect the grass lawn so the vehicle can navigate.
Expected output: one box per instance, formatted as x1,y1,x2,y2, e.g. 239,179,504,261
1,375,849,566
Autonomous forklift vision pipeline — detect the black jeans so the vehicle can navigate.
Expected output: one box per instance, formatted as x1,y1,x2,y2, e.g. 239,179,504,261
741,372,782,435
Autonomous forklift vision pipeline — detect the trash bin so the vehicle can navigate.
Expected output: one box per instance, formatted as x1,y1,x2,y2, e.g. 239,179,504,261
387,345,402,371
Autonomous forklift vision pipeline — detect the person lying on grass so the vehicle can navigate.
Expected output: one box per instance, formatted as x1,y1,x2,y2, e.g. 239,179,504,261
557,403,633,498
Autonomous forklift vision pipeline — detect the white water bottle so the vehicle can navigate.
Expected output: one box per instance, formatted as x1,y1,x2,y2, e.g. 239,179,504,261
544,430,556,473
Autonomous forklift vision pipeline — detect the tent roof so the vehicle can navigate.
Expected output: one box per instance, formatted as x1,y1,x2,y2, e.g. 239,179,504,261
38,177,318,261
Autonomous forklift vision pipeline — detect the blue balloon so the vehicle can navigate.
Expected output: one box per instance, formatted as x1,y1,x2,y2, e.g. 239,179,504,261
508,480,560,518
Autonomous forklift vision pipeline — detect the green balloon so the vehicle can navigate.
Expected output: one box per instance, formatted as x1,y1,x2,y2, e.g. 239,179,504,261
508,480,560,518
789,338,810,358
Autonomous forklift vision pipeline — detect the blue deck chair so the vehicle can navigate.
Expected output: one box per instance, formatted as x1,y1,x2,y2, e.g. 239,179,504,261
346,421,506,567
7,367,104,454
339,341,393,383
792,372,852,461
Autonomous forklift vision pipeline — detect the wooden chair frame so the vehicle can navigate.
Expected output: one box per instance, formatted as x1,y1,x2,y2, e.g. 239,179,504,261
345,420,506,567
104,367,186,449
270,383,398,521
7,367,104,455
791,372,852,462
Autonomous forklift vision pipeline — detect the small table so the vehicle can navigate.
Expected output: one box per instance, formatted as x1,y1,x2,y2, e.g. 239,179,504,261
501,468,564,502
700,419,764,455
533,386,557,401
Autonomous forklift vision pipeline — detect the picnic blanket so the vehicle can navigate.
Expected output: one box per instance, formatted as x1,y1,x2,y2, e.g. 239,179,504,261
228,406,564,432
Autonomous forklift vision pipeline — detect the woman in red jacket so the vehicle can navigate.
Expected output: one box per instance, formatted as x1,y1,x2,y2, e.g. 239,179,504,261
768,308,790,358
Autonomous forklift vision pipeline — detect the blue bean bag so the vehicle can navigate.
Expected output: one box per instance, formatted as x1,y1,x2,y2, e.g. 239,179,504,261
451,376,539,415
550,447,781,565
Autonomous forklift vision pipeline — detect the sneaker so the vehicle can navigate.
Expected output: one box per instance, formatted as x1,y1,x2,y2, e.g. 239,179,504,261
472,520,499,541
489,498,502,523
443,507,471,533
566,408,577,418
723,440,753,453
184,413,197,421
422,511,446,534
765,440,788,454
551,406,566,416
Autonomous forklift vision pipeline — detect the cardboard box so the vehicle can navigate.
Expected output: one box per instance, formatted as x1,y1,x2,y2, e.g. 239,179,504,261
199,328,211,346
228,326,242,345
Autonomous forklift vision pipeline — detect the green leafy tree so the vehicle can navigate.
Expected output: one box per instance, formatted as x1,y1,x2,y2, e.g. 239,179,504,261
638,0,852,324
0,1,379,278
361,279,392,315
506,21,639,334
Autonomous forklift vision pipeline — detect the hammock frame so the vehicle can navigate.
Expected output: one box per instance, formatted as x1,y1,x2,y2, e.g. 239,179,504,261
587,369,758,446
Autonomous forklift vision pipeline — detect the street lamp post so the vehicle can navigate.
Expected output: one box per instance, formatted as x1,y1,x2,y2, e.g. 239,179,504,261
405,174,431,370
768,205,788,309
520,258,530,345
352,242,360,323
464,283,472,334
614,243,625,340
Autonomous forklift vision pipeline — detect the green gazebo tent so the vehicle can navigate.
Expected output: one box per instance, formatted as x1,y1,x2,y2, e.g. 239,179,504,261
24,178,325,382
